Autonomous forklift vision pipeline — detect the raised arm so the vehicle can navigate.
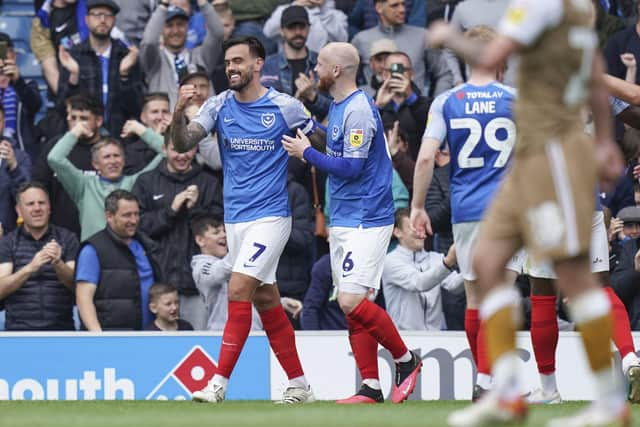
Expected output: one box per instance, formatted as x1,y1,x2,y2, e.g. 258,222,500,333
427,0,563,75
170,87,209,153
198,0,225,72
139,4,167,73
604,74,640,107
46,128,89,203
429,22,519,75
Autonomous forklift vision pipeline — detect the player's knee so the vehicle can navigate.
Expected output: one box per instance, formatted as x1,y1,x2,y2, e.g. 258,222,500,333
337,298,355,314
253,291,277,312
337,292,365,315
227,273,259,301
227,283,253,302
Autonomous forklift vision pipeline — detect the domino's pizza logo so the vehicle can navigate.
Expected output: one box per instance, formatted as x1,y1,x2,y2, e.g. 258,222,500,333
261,113,276,129
146,346,217,400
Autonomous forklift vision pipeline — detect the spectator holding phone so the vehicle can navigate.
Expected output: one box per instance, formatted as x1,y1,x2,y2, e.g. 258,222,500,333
374,51,430,160
0,32,44,158
0,129,31,234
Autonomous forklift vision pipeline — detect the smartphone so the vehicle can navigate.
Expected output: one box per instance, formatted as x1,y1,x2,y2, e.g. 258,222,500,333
390,63,404,74
0,41,7,60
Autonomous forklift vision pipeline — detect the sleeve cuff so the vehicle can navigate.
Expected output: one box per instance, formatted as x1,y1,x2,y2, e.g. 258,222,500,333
405,92,418,106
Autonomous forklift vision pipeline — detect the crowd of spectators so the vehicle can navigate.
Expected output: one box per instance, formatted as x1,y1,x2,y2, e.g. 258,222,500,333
1,0,640,331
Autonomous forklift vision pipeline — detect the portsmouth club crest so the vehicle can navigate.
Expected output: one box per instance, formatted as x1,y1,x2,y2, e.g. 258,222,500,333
261,113,276,129
331,125,340,141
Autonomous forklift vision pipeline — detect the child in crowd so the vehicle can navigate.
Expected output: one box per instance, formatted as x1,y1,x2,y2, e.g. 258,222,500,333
191,215,263,330
145,283,194,331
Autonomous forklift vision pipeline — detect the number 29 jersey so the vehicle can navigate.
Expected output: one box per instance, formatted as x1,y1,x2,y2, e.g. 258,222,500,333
423,82,516,224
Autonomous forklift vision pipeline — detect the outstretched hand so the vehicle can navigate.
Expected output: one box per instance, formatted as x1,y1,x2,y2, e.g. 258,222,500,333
282,129,311,160
409,207,432,238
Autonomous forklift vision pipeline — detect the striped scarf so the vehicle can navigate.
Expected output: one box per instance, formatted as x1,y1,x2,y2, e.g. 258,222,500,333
0,86,17,137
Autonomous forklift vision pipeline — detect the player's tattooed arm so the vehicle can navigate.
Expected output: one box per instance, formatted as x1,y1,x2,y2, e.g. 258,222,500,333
308,126,326,153
171,83,208,153
170,113,207,153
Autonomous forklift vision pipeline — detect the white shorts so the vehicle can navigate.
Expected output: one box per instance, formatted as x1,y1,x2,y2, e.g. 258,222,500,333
452,221,526,281
329,224,393,294
524,211,609,278
225,216,291,284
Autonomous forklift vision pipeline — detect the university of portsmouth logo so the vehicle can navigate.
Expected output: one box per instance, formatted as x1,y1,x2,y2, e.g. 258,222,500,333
261,113,276,129
146,346,217,400
331,125,340,141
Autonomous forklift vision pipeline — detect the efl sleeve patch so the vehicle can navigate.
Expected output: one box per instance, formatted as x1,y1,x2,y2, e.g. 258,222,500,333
349,129,364,147
505,6,526,25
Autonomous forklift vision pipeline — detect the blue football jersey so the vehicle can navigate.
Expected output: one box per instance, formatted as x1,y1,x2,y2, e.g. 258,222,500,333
193,88,314,223
326,90,394,228
424,82,517,223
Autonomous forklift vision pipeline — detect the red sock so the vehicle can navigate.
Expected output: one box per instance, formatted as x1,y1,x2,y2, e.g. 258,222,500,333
530,295,558,375
476,321,490,375
259,304,304,379
347,317,379,380
217,301,252,378
465,309,480,366
604,287,636,358
347,299,408,360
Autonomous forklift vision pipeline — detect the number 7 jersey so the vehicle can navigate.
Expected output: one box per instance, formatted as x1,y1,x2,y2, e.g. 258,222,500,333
423,82,517,224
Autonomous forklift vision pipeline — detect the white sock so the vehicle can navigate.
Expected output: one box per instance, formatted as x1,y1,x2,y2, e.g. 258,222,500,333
212,374,228,389
540,373,558,394
289,375,308,389
622,352,640,375
394,351,412,363
492,351,521,401
362,378,381,390
476,373,492,390
592,368,625,412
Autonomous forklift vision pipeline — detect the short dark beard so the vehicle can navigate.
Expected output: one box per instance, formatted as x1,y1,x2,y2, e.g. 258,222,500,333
227,70,253,92
285,37,306,51
90,30,111,41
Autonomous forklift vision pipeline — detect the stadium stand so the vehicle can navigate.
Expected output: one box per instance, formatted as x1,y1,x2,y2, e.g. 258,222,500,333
0,0,34,16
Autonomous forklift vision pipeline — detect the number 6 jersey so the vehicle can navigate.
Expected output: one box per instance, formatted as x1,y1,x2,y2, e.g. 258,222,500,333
423,81,516,224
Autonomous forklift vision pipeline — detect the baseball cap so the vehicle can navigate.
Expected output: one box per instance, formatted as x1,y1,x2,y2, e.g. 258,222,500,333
619,206,640,224
179,64,210,86
281,5,310,28
166,5,190,23
369,38,397,58
0,32,13,48
86,0,120,14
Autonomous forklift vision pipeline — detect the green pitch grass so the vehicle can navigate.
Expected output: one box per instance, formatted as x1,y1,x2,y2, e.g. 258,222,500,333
0,401,638,427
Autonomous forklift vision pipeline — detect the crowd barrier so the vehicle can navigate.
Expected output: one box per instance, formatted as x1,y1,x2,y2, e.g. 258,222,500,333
0,331,636,401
